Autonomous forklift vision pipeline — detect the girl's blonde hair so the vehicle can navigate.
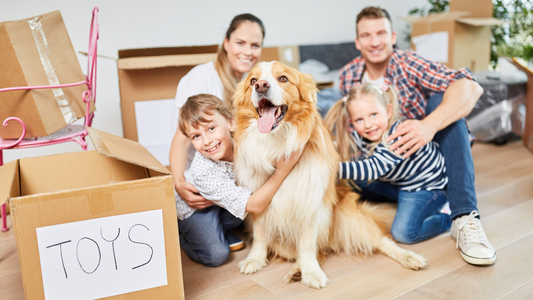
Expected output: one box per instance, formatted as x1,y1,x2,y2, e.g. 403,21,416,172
215,13,265,110
324,83,400,160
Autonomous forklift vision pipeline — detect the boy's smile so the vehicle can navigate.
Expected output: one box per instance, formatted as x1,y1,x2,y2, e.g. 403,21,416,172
186,112,235,162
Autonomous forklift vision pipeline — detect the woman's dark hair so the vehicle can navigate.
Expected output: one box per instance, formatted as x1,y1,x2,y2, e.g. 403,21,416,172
215,13,265,110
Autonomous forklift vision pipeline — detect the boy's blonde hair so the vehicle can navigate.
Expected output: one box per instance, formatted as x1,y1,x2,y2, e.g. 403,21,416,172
178,94,234,137
324,83,400,160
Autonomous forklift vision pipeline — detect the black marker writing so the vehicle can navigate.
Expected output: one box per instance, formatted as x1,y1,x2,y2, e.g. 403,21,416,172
128,224,153,270
46,240,72,279
76,237,101,274
100,227,120,270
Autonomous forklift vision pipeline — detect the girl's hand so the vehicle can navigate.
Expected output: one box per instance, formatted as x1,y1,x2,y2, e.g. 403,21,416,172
276,149,303,175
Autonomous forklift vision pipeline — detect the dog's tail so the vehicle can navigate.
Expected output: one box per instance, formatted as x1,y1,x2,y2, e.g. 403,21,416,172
329,184,396,256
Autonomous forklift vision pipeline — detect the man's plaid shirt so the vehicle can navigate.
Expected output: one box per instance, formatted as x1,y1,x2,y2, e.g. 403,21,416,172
339,49,473,121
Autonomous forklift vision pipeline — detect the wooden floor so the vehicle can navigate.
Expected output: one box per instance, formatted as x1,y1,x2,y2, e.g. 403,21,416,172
2,141,533,299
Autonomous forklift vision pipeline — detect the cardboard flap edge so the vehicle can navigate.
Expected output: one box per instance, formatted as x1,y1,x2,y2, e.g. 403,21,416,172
87,127,171,175
0,160,18,205
456,18,505,26
117,53,217,70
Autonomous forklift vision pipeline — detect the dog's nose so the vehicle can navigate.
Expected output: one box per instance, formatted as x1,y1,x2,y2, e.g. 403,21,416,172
255,80,270,94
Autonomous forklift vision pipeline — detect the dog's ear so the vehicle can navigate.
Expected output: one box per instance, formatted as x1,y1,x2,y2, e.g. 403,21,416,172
297,71,318,104
233,76,248,109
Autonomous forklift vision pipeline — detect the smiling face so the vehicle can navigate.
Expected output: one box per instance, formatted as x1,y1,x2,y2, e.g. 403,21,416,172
347,94,392,141
355,17,396,65
223,20,263,80
185,112,235,162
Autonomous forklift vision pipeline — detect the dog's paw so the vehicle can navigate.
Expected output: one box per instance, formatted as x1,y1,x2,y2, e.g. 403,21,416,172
301,268,329,289
239,257,268,274
400,251,428,271
283,263,302,283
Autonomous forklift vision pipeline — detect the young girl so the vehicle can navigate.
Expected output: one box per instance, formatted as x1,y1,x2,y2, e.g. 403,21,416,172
325,83,451,244
176,94,301,267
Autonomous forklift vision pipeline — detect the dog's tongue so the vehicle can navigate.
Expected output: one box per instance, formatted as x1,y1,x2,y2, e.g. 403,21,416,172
258,106,277,133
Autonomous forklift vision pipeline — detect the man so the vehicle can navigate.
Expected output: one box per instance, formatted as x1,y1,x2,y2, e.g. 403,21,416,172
339,6,496,265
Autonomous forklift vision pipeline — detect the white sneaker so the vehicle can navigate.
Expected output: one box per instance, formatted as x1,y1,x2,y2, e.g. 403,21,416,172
450,211,496,265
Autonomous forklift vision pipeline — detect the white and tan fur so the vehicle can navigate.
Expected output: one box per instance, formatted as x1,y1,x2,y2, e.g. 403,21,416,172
233,61,427,289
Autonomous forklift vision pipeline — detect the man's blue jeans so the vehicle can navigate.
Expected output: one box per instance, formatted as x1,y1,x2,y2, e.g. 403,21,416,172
427,93,478,219
351,180,450,244
178,206,242,267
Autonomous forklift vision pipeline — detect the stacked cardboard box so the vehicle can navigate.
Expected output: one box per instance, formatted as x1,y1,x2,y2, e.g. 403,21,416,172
402,0,504,72
0,11,95,139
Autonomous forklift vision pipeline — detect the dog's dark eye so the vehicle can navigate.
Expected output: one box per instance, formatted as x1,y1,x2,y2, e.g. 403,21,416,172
251,78,257,85
279,76,288,83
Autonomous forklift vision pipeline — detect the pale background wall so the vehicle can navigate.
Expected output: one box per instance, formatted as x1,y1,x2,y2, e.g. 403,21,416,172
1,0,425,163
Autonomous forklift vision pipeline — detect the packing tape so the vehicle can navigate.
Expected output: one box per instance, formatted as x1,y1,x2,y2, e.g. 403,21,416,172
28,16,76,125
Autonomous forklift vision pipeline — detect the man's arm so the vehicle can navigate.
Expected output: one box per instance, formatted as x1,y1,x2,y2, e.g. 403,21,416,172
387,78,483,158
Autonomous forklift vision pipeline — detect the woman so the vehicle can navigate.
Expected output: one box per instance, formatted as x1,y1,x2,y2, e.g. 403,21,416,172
169,13,265,261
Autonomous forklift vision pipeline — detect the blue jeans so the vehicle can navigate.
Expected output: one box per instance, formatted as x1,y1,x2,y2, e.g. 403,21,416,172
178,206,242,267
427,93,478,219
350,180,451,244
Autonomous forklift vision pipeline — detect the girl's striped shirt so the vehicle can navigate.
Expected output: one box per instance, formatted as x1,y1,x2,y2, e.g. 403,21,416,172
339,121,448,192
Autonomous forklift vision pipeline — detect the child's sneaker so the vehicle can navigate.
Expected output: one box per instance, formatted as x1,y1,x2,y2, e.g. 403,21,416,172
450,210,496,265
226,232,245,251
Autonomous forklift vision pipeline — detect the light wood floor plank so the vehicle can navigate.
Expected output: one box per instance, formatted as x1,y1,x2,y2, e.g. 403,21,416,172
394,232,533,300
498,278,533,300
189,278,281,300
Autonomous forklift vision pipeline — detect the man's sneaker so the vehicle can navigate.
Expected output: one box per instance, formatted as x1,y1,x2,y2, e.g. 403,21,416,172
226,232,245,251
450,210,496,265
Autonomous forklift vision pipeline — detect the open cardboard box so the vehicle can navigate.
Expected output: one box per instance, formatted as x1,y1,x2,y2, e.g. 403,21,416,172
116,44,301,167
0,10,95,139
401,0,504,72
0,127,183,299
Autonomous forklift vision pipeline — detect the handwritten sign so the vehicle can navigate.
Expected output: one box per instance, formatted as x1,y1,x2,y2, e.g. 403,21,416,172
36,210,167,300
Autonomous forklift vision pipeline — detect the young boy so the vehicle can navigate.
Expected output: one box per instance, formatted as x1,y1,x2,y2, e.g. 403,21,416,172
176,94,301,267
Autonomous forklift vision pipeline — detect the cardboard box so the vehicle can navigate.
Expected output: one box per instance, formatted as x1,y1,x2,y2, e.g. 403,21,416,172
116,44,304,166
402,0,504,72
0,127,183,299
260,45,300,70
507,58,533,152
117,45,218,166
0,10,95,139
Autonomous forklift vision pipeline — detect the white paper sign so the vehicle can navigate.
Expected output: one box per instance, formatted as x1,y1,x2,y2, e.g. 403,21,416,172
412,31,449,63
135,99,175,166
36,210,167,300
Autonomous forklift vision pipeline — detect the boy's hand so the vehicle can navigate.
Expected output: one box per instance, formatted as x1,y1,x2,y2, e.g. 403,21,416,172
176,181,213,209
276,149,303,175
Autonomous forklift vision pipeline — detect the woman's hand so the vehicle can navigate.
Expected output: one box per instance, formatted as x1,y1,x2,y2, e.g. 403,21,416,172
175,180,213,210
276,149,303,175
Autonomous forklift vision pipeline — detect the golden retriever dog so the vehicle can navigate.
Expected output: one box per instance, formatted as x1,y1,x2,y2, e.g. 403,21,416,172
232,61,427,289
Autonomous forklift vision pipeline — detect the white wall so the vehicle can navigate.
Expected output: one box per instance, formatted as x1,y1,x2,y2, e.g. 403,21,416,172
1,0,425,163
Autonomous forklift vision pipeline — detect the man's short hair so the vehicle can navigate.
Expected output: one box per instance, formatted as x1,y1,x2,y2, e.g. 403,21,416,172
356,6,392,35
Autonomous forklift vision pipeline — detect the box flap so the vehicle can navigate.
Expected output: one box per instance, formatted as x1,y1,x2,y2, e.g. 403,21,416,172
450,0,493,18
0,160,19,205
400,11,470,23
505,57,533,77
117,53,217,70
87,127,171,175
456,18,505,26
